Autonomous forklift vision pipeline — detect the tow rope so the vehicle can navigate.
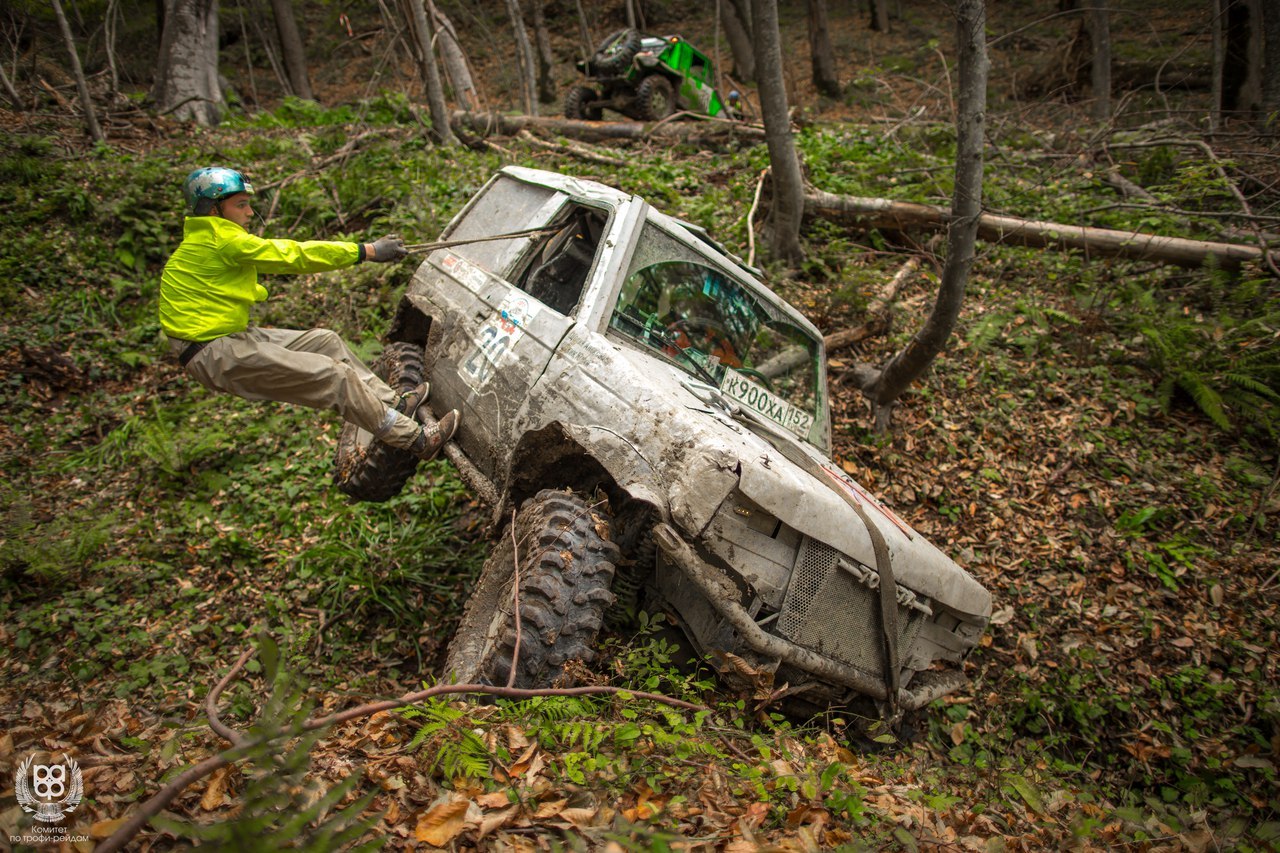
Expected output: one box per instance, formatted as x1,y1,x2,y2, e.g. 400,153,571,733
402,227,557,254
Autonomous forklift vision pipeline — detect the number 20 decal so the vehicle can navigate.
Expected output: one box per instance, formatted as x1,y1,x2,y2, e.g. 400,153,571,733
462,325,511,386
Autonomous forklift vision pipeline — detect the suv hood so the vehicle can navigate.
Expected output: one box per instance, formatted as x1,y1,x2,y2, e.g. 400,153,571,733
608,345,991,619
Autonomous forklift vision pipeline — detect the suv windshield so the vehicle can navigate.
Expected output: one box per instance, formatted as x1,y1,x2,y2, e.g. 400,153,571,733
608,225,824,445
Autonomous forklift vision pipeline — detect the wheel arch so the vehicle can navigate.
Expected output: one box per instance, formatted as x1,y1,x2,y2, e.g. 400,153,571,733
506,421,668,524
386,294,433,346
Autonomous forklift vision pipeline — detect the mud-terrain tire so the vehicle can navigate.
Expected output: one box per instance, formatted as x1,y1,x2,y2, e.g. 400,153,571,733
332,342,423,502
591,28,641,77
443,489,620,688
564,84,603,120
635,74,675,121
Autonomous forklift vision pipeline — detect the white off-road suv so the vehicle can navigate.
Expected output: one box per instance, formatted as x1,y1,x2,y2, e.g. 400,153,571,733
334,167,991,719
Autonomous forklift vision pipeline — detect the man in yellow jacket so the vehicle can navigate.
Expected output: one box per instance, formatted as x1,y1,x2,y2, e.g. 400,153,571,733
160,166,458,462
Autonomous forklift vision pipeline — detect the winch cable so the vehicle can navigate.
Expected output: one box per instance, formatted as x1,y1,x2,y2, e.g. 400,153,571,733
402,227,558,254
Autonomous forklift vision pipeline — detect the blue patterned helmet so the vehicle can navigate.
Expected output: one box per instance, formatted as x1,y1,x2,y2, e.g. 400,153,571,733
183,167,254,213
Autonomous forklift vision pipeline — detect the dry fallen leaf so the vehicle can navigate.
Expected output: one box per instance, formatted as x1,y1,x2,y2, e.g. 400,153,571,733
200,765,232,811
415,798,471,846
89,817,129,839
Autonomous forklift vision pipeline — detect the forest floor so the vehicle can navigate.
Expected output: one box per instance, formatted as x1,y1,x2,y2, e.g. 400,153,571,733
2,0,1279,851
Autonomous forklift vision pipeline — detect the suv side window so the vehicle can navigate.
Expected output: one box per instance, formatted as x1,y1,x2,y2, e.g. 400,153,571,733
449,177,564,277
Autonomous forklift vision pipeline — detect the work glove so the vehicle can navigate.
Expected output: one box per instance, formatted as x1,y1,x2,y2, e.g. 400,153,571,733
367,234,407,263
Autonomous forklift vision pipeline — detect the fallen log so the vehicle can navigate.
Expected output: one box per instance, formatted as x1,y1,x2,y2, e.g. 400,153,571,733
804,189,1276,271
449,109,766,144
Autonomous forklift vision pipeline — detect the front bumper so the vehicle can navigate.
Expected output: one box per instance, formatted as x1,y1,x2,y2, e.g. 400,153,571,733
652,523,970,711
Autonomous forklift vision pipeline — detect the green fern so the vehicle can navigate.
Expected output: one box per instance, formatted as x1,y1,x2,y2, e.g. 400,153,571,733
402,697,494,780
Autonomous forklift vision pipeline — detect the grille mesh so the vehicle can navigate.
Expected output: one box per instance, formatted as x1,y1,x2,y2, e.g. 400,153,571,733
778,537,922,677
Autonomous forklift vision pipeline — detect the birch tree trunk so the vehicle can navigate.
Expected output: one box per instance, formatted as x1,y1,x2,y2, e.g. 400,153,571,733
857,0,987,432
1090,1,1112,121
751,0,804,263
151,0,224,125
430,1,479,112
51,0,103,141
404,0,457,144
269,0,313,100
505,0,539,115
807,0,840,97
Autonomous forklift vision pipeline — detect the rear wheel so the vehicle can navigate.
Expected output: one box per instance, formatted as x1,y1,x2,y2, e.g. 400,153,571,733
443,489,619,688
635,74,676,121
332,342,422,502
564,84,602,120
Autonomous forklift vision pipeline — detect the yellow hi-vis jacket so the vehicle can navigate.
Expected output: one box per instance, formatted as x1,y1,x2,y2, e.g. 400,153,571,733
159,216,360,341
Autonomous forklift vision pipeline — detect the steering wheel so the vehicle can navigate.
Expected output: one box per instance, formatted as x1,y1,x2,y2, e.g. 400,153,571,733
668,318,743,368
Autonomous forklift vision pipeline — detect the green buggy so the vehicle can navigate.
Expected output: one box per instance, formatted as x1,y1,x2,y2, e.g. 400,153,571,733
564,28,736,122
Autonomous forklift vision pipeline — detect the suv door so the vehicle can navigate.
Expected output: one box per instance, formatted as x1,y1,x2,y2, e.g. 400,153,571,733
421,175,607,479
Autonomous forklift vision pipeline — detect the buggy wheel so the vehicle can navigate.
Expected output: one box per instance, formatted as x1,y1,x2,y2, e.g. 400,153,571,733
443,489,619,688
332,342,423,502
591,28,642,77
636,74,676,121
564,84,603,120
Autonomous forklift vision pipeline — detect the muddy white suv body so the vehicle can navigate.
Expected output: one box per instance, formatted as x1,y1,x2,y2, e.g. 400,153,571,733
370,167,990,714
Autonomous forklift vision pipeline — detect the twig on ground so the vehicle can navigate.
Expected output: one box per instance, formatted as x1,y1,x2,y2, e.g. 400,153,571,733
205,648,254,746
100,645,705,853
516,129,627,166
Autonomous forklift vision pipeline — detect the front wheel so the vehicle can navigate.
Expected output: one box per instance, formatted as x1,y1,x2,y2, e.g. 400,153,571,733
564,84,603,120
635,75,675,121
443,489,619,688
332,341,423,502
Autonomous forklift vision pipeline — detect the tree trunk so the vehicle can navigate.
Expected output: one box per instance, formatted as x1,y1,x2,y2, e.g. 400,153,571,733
1222,0,1264,114
870,0,890,33
859,0,986,431
429,2,478,112
803,191,1275,270
1262,0,1280,131
105,0,121,97
806,0,840,97
269,0,313,100
151,0,224,125
573,0,594,64
50,0,103,141
721,0,755,82
451,109,765,143
531,0,557,105
0,58,23,109
404,0,457,144
505,0,539,115
1090,2,1111,121
1212,0,1225,130
750,0,804,264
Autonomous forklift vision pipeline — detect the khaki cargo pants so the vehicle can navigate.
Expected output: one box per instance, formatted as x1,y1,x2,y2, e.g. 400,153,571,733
171,327,422,450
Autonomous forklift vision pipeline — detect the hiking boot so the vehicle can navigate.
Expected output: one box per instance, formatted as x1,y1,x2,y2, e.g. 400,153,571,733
409,409,460,461
394,382,430,416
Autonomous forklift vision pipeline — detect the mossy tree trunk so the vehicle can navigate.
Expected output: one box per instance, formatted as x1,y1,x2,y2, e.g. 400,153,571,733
750,0,804,264
853,0,987,432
